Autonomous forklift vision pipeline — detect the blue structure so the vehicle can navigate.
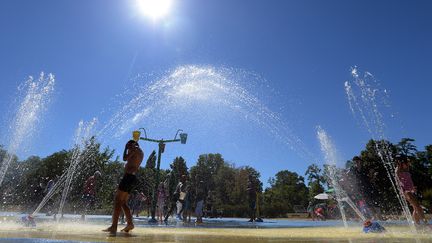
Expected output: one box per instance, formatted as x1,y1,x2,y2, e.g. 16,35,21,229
363,221,386,233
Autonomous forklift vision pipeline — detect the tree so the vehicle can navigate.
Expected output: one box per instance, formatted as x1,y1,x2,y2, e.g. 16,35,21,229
305,164,324,200
189,154,263,217
65,137,115,213
262,170,308,217
305,164,322,183
170,156,188,180
397,138,417,157
167,156,188,202
189,153,225,198
1,137,430,218
411,144,432,210
344,140,400,214
213,162,236,215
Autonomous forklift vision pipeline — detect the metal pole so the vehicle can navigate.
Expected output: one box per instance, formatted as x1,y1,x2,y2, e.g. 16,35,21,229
149,142,163,223
136,129,187,223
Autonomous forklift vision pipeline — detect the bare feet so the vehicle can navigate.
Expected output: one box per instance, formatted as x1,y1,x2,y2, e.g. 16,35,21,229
120,224,134,233
102,226,116,235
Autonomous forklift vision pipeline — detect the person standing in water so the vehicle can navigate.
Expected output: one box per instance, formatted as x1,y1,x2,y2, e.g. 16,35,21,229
307,200,316,221
395,155,428,226
246,175,257,222
103,140,143,235
175,175,187,220
163,174,178,222
195,180,205,224
44,178,55,216
182,182,193,223
81,171,101,220
156,182,167,222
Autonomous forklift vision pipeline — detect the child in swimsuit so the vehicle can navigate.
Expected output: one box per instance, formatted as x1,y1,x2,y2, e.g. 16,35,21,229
395,155,428,226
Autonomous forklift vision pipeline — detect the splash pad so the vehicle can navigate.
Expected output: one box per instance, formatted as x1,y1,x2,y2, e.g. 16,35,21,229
0,211,431,243
0,67,430,242
0,215,431,242
23,65,315,222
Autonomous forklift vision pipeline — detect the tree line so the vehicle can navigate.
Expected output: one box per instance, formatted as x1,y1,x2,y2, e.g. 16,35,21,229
0,137,430,218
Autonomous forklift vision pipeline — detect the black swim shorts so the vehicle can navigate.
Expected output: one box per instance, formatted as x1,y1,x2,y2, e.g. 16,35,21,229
118,173,137,193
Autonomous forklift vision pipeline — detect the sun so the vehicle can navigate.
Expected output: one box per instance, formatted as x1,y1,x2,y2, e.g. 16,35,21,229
136,0,173,20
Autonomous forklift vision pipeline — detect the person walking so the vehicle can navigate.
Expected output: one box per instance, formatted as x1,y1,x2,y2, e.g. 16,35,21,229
103,140,143,235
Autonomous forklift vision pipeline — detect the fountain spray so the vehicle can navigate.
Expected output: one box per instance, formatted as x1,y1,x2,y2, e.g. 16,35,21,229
0,72,55,187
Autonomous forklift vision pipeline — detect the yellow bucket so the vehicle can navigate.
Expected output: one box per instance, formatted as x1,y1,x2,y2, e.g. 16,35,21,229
132,130,141,141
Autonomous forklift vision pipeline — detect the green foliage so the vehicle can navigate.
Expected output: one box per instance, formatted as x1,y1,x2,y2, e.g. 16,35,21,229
262,170,308,217
305,163,324,200
190,153,225,196
340,138,432,215
308,180,324,201
1,137,431,218
189,154,262,217
170,156,188,181
397,138,417,157
97,160,123,213
340,140,399,213
22,152,69,208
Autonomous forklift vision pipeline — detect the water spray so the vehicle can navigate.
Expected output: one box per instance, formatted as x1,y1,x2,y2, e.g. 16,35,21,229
0,72,55,187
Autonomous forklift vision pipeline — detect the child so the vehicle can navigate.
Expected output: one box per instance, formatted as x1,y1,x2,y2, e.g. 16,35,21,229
363,220,386,233
307,201,316,221
314,206,325,221
395,155,428,225
182,184,192,223
156,182,167,222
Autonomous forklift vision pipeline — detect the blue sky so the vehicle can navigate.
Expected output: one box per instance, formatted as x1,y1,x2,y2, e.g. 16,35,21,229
0,0,431,186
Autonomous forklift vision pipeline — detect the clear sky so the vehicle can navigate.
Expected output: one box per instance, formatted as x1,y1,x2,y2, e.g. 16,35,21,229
0,0,431,187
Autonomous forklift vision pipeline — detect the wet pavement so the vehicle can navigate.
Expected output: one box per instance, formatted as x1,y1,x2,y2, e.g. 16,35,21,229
0,212,431,242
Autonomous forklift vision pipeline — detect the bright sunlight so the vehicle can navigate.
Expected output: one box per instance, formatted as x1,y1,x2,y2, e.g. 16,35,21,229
136,0,173,20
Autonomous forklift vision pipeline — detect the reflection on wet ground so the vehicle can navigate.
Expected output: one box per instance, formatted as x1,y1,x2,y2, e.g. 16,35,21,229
3,212,347,228
0,212,431,242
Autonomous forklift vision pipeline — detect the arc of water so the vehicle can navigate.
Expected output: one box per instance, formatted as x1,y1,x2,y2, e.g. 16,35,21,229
98,65,317,162
31,172,67,216
329,168,349,228
31,119,97,218
374,143,414,225
31,149,93,217
32,65,317,219
340,197,366,221
31,148,91,216
345,68,416,232
317,127,366,227
0,73,55,187
56,147,82,217
56,119,97,219
317,127,347,227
